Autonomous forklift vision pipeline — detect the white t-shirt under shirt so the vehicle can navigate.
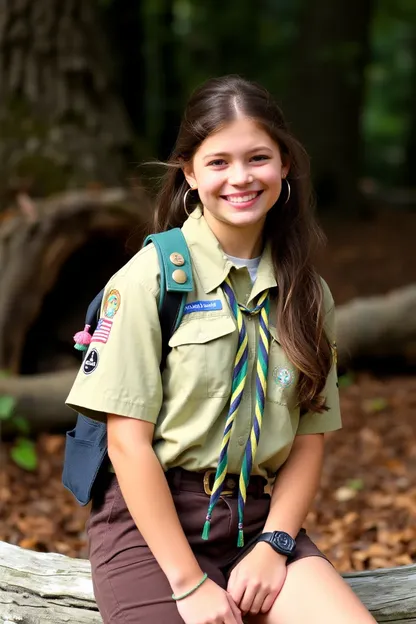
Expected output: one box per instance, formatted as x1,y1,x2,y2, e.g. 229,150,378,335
225,254,261,283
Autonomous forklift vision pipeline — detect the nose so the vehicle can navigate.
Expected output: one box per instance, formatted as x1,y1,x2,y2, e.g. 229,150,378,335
228,164,253,186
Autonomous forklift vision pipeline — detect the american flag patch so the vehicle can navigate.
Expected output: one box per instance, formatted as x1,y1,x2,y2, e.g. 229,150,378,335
91,318,113,344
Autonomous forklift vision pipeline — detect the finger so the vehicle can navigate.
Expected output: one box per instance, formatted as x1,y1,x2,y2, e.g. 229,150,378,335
249,588,271,615
260,590,279,614
226,594,244,623
226,576,245,607
239,586,257,615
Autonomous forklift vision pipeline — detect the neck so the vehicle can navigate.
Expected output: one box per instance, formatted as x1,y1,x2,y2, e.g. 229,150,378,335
204,213,265,258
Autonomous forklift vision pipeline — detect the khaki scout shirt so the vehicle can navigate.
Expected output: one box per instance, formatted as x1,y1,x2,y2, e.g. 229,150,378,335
66,208,342,479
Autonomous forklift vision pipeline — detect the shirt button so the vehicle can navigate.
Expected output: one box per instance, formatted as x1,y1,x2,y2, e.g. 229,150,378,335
249,349,255,359
238,436,245,446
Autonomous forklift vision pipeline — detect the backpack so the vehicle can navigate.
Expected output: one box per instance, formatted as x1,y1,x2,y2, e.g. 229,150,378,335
62,228,193,505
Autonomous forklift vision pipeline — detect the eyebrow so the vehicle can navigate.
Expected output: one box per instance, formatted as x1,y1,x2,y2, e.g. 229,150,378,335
203,146,273,161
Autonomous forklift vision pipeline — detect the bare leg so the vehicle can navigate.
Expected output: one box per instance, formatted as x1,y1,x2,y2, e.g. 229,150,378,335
250,556,376,624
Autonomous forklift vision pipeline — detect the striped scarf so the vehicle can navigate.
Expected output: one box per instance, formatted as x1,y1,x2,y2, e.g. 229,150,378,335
202,276,270,546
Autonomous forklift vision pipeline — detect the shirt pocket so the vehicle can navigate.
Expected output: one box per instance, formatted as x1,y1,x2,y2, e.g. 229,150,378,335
266,325,299,407
168,316,237,398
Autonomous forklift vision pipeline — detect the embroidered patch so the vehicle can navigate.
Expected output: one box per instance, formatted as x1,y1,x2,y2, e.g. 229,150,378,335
91,318,113,344
104,289,121,319
184,300,223,314
273,367,295,388
83,348,99,375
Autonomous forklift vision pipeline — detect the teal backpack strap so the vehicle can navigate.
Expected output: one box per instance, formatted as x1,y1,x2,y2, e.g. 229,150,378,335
143,228,193,328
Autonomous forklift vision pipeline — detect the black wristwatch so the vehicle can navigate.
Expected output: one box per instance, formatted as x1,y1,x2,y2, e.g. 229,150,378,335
256,531,296,557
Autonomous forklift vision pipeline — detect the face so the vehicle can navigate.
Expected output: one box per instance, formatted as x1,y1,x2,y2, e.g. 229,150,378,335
184,116,289,241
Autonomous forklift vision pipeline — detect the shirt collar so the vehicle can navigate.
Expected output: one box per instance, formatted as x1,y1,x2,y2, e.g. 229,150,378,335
182,206,277,296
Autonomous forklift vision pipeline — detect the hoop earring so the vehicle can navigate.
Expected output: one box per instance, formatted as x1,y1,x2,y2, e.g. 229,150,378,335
284,178,291,204
183,186,197,217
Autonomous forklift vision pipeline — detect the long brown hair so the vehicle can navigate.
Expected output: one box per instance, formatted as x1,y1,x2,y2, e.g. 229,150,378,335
152,75,331,413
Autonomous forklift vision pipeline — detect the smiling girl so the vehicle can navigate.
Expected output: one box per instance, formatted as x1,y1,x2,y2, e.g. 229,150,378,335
66,75,375,624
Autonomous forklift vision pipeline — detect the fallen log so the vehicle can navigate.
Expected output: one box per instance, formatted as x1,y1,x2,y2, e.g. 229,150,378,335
0,370,76,434
0,541,415,623
336,284,416,366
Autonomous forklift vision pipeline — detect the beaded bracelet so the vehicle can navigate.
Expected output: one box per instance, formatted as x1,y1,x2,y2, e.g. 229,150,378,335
171,572,208,601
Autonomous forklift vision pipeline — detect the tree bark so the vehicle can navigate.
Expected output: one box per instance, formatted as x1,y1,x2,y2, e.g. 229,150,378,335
1,540,416,623
287,0,374,213
0,0,133,199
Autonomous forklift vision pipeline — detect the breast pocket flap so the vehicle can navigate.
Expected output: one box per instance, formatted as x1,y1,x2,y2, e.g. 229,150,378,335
168,316,236,347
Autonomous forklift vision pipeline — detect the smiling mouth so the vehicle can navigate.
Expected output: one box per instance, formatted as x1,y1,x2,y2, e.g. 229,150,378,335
221,190,263,204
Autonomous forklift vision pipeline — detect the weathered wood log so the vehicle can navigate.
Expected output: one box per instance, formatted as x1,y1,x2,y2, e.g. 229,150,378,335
1,541,415,623
0,370,76,434
0,188,150,374
336,284,416,366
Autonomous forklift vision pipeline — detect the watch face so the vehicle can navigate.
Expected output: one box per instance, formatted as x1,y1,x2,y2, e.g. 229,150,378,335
272,531,295,553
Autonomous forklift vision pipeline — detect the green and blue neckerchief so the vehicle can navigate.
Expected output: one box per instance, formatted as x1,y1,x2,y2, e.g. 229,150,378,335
202,276,270,547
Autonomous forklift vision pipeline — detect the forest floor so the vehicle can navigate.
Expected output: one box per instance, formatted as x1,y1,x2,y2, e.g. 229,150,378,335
1,207,415,573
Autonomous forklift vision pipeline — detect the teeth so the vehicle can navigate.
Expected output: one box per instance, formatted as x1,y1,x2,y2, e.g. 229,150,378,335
226,192,258,204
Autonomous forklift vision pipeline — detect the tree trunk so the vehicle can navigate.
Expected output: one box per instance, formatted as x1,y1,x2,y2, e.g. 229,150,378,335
0,188,150,374
1,540,416,623
0,0,133,200
286,0,374,213
404,31,416,188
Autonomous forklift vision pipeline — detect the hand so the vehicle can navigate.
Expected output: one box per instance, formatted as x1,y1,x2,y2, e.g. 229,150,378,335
176,577,243,624
227,542,288,616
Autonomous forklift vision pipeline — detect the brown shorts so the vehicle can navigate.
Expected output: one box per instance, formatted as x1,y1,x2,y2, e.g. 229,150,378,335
87,469,329,623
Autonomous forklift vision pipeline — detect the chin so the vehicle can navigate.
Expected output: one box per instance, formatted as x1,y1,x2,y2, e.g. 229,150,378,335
225,208,269,228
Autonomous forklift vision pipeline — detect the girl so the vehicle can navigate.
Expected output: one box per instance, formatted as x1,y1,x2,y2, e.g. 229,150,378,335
66,75,375,624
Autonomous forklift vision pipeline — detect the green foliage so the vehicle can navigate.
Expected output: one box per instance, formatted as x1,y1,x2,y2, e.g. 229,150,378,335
338,372,356,389
0,371,37,472
0,395,16,420
10,438,38,471
346,478,365,491
363,0,416,184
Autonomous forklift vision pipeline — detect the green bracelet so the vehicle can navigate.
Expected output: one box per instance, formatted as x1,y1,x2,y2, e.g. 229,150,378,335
171,572,208,601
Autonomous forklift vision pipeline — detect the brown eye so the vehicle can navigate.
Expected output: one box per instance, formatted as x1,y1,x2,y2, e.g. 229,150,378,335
207,159,226,167
251,154,270,162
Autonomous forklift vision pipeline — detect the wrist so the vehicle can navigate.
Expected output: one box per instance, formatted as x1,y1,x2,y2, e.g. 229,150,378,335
168,565,205,595
255,540,288,563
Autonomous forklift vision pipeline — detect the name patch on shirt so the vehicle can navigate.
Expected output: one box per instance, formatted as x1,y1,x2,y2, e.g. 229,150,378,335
184,300,223,314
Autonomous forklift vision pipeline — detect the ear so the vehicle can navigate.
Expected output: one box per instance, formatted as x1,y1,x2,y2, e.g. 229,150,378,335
182,163,197,189
281,157,291,180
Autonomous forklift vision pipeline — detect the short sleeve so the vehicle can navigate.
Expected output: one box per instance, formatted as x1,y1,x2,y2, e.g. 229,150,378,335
296,297,342,436
65,274,163,424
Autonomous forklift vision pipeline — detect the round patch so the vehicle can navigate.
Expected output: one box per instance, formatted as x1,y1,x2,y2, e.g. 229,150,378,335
83,348,99,375
273,367,294,388
103,289,121,319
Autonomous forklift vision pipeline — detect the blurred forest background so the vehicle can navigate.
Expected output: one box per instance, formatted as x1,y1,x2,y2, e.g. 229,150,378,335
0,0,415,574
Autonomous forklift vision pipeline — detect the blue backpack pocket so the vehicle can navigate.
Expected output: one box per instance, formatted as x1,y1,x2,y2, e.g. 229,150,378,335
62,414,108,506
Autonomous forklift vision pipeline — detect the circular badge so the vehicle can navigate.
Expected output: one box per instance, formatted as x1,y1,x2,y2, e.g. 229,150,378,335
83,348,99,375
273,367,294,388
103,289,121,319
